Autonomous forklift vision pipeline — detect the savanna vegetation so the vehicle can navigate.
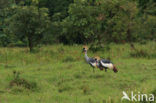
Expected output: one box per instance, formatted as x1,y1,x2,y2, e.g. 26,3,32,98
0,42,156,103
0,0,156,103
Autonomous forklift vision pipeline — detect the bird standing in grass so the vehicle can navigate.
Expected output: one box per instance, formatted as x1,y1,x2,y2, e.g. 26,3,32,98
94,56,118,73
82,46,97,72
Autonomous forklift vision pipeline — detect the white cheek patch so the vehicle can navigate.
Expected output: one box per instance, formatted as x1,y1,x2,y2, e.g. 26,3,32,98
100,61,113,69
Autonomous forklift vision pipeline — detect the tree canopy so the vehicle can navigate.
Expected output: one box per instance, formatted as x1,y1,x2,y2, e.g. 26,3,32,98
0,0,155,51
5,5,50,51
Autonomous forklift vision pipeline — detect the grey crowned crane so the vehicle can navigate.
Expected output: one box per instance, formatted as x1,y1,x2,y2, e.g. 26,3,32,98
94,56,118,73
82,46,97,72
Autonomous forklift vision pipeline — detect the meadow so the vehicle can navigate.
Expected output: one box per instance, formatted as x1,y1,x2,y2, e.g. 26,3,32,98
0,42,156,103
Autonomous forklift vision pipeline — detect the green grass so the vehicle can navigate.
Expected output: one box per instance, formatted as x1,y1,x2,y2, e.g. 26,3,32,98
0,42,156,103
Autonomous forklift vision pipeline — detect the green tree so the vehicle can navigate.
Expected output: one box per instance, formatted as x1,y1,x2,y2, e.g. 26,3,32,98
59,0,99,44
39,0,73,18
60,0,138,44
0,0,12,9
5,5,50,51
102,0,138,43
135,0,156,41
0,0,15,46
137,0,156,15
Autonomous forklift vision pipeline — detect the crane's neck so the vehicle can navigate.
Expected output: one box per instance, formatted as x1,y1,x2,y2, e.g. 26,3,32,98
84,51,89,62
96,61,100,67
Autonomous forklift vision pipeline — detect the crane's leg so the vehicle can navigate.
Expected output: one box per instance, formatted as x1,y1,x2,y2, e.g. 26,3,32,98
100,67,103,71
93,67,95,73
105,68,107,72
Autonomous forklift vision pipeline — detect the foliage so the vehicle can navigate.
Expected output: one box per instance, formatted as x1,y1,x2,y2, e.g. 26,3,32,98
10,70,37,91
59,0,140,44
0,0,12,9
89,44,110,53
0,0,155,46
60,0,99,44
38,0,73,18
132,16,156,42
4,5,50,51
137,0,156,15
0,0,15,46
130,49,149,58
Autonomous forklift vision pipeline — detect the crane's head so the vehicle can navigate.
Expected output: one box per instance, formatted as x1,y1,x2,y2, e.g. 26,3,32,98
94,56,100,61
113,65,118,73
94,56,100,65
82,46,88,53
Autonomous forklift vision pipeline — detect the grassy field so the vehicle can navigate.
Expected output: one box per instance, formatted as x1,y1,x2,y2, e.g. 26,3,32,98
0,42,156,103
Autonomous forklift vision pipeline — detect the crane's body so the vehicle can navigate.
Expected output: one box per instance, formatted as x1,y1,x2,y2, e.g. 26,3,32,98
84,51,96,67
95,57,118,73
82,46,118,73
83,46,96,72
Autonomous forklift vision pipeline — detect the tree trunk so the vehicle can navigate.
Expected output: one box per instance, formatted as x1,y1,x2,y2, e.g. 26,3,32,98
28,36,33,52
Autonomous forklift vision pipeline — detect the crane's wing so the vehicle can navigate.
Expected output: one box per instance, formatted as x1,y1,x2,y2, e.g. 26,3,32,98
100,59,113,68
89,58,96,67
101,59,111,63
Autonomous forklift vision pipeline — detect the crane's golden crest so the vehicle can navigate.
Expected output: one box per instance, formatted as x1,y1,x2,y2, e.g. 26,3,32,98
94,56,100,60
83,45,88,50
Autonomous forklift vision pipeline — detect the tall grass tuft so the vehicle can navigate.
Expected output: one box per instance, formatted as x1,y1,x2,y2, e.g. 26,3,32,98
81,85,90,95
9,71,38,91
102,99,107,103
88,98,93,103
57,46,65,54
62,56,76,62
58,85,72,93
130,49,149,58
129,42,156,58
89,44,110,53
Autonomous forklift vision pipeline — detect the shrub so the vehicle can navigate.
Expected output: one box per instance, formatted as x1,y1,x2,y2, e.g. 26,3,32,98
58,85,72,93
89,44,110,53
57,47,64,53
9,71,37,91
130,49,149,58
81,85,90,95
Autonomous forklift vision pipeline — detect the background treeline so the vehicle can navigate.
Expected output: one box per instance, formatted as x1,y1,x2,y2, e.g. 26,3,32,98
0,0,155,50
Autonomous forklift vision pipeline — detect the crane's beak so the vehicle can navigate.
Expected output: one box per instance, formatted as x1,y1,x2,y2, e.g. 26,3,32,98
82,48,86,53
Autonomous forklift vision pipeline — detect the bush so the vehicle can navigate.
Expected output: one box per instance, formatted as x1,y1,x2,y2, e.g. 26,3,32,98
89,44,110,53
130,49,149,58
57,47,64,53
8,41,27,47
9,71,38,91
